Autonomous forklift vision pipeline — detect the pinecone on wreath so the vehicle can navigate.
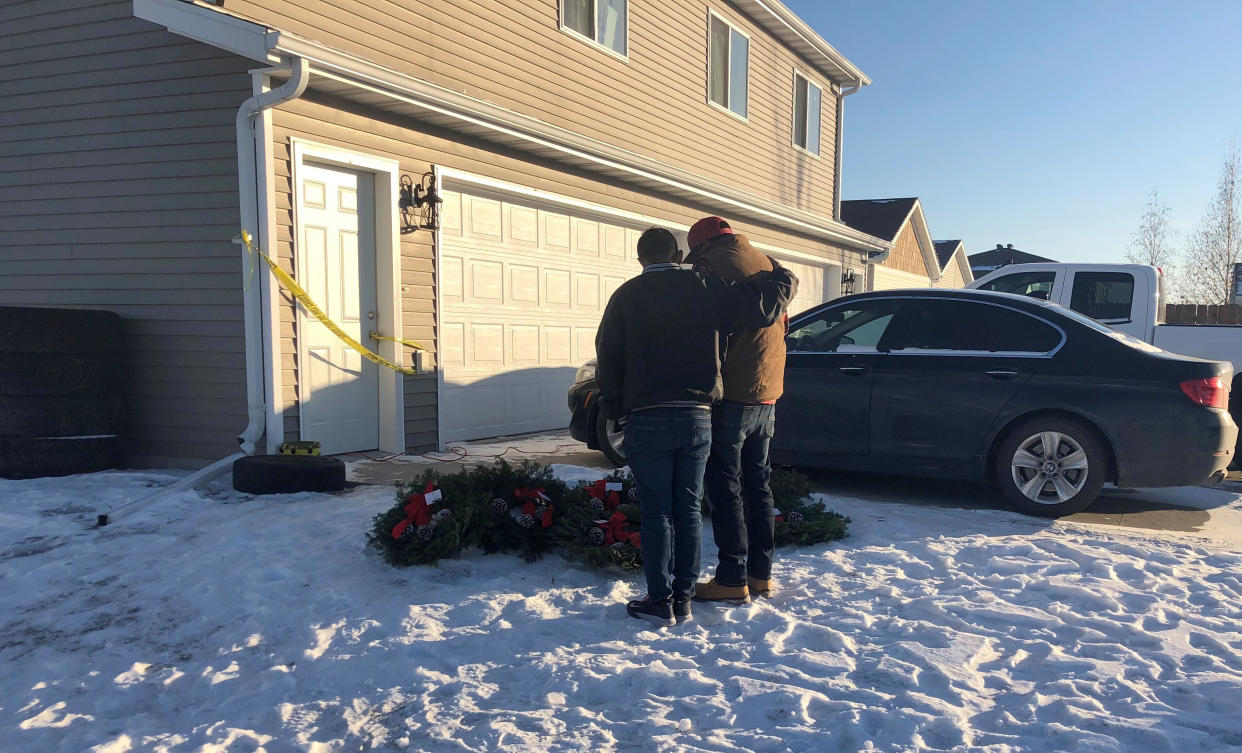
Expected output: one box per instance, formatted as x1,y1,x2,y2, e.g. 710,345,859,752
417,524,434,541
492,497,509,515
517,513,536,529
588,526,606,546
434,508,453,522
787,511,804,523
627,487,640,502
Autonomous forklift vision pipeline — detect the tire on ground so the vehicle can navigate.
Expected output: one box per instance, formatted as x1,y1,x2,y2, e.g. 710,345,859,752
233,454,347,494
594,410,627,467
0,436,124,480
0,306,122,354
0,394,125,438
993,416,1108,518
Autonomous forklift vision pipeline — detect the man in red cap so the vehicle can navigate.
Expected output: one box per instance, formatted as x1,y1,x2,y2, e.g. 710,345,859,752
686,216,788,605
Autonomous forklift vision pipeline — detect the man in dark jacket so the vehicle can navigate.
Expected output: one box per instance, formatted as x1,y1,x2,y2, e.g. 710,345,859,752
685,216,787,605
595,227,797,627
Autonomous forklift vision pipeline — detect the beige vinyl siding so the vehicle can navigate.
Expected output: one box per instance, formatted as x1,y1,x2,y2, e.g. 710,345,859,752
271,94,854,449
214,0,839,216
882,222,931,278
0,1,254,469
935,257,967,288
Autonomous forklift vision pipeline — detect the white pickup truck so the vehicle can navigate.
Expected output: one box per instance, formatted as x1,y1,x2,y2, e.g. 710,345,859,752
968,263,1242,374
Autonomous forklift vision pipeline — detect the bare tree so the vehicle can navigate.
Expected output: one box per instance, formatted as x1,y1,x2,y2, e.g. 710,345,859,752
1126,189,1175,271
1180,145,1242,305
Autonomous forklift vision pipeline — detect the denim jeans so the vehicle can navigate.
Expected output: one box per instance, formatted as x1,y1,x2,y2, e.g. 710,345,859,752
705,401,776,586
622,407,711,602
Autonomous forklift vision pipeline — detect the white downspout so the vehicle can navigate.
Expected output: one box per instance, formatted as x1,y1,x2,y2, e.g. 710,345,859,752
833,81,861,223
236,57,309,454
95,58,309,528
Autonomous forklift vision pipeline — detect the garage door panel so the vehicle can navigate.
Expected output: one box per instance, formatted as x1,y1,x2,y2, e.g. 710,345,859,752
440,190,463,234
440,185,838,442
542,211,570,249
508,205,539,245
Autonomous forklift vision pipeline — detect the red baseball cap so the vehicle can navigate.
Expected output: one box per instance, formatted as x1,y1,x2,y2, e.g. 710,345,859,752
688,216,733,253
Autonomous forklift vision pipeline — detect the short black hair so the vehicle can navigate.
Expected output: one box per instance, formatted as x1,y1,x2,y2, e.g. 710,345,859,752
637,227,680,263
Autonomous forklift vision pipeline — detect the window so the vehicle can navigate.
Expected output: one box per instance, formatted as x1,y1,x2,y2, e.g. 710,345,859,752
976,271,1055,300
561,0,627,57
1070,272,1135,323
708,12,748,119
787,300,900,353
793,72,822,155
886,299,1062,354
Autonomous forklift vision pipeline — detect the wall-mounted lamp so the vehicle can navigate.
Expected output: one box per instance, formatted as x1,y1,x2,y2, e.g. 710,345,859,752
399,171,443,233
841,267,856,295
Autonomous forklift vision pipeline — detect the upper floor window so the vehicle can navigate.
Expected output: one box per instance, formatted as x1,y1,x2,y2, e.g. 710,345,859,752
793,72,822,155
561,0,627,58
708,12,748,119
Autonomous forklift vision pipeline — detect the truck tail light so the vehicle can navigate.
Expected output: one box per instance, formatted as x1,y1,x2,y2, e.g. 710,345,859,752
1180,377,1228,409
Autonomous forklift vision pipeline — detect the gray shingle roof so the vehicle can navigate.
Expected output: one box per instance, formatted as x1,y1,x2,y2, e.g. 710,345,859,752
839,198,919,242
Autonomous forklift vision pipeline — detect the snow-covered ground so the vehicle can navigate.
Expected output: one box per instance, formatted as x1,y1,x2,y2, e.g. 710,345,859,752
3,455,1242,753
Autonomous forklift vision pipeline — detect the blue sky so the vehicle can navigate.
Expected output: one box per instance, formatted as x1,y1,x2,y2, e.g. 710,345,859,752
785,0,1242,264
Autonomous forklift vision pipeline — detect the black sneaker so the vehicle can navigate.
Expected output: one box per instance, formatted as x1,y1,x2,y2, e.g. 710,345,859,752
627,596,675,627
673,598,692,625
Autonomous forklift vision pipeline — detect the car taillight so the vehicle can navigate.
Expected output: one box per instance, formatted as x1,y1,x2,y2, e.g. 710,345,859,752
1180,377,1228,409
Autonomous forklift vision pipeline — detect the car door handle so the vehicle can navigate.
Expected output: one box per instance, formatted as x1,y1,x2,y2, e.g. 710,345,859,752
986,369,1020,380
839,366,870,376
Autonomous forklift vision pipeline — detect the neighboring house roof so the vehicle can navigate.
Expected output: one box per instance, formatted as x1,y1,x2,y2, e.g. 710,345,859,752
933,240,962,271
968,245,1057,271
839,198,919,242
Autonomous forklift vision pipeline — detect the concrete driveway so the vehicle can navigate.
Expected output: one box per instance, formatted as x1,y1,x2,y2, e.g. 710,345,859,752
347,431,1242,546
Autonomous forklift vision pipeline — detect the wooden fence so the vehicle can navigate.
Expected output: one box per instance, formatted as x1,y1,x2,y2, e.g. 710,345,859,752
1165,304,1242,325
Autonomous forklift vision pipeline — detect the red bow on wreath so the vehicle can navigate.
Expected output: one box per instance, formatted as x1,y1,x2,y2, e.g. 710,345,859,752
603,510,641,548
586,480,622,512
515,487,554,528
391,482,438,540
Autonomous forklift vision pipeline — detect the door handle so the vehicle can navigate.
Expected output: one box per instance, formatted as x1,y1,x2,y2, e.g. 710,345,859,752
986,369,1020,380
839,366,870,376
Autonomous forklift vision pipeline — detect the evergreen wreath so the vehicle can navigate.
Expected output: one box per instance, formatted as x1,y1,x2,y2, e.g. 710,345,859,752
553,470,644,572
368,470,478,567
770,467,850,548
473,460,570,563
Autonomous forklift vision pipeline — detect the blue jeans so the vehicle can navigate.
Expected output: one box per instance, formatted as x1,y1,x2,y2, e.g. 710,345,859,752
705,401,776,586
622,407,711,602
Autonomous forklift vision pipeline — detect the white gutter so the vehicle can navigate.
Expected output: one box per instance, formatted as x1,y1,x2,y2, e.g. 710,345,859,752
235,56,309,454
96,56,309,527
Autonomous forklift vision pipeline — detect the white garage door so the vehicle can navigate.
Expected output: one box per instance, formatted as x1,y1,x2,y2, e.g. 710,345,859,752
437,187,645,441
435,182,846,442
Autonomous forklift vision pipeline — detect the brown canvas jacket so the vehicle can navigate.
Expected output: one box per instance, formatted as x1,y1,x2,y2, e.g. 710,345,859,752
686,234,787,402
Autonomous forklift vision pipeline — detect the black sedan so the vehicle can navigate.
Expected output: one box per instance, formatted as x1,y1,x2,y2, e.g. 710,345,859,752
569,289,1237,516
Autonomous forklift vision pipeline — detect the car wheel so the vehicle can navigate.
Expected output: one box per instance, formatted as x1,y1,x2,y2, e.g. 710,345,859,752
994,417,1107,517
594,412,627,467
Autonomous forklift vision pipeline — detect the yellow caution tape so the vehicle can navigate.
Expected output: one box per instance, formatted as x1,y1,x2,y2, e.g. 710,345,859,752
238,230,423,376
369,331,428,352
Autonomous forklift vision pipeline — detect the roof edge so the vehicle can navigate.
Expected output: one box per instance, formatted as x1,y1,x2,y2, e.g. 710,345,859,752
735,0,870,86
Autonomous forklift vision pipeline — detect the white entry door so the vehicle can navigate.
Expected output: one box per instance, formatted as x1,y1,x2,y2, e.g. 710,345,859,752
296,162,379,454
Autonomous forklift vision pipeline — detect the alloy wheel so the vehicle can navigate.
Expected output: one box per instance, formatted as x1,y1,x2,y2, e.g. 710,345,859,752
1010,431,1089,505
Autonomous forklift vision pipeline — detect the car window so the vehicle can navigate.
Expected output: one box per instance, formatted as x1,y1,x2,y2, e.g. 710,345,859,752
787,300,900,353
976,271,1055,300
885,299,1062,354
1070,272,1134,322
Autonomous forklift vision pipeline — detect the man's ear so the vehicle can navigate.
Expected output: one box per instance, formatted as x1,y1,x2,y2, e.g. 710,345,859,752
673,249,685,264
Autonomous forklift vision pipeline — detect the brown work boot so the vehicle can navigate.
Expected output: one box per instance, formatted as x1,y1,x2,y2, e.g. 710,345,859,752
747,576,774,599
692,577,750,605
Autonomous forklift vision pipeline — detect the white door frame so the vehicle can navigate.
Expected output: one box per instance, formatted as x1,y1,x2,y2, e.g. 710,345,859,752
290,138,404,454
